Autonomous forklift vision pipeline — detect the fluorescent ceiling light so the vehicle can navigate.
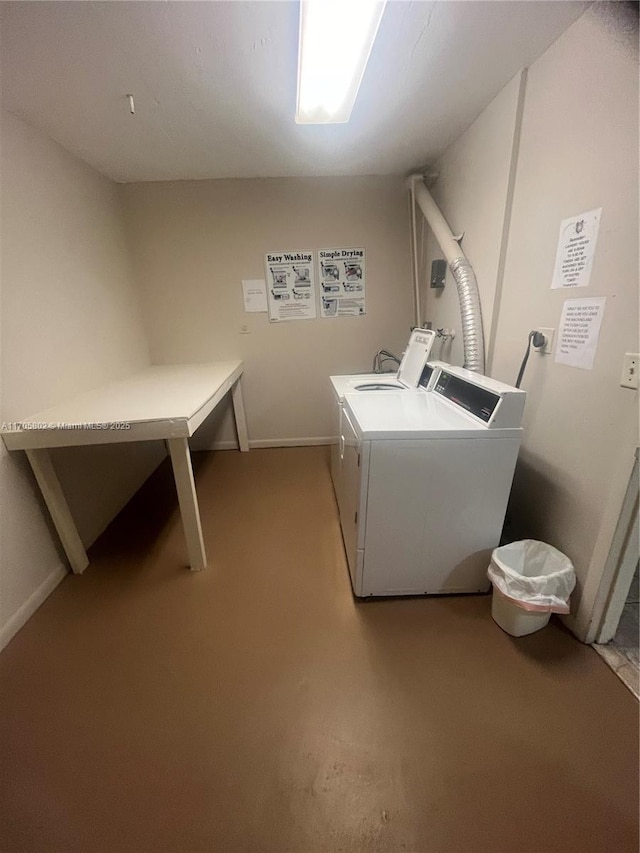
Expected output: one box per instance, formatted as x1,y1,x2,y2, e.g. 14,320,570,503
296,0,387,124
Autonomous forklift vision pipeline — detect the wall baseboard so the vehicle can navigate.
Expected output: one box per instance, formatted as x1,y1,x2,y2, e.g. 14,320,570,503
200,437,335,451
250,436,335,449
0,562,67,652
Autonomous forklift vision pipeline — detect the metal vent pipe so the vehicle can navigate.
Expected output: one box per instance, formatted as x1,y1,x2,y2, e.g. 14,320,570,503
408,174,485,374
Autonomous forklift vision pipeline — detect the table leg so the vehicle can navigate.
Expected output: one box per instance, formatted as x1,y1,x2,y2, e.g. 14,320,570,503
168,437,207,571
25,448,89,575
231,376,249,452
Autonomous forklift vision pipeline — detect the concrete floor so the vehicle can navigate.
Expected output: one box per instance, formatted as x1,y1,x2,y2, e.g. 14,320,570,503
0,446,638,852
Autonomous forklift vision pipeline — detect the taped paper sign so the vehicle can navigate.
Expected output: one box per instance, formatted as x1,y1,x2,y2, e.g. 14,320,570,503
555,297,606,370
242,279,267,313
264,251,317,321
551,208,601,289
318,248,366,317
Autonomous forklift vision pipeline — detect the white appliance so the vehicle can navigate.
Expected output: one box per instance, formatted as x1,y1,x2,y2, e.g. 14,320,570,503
329,359,448,495
330,328,437,399
329,329,437,490
330,359,448,402
334,368,526,597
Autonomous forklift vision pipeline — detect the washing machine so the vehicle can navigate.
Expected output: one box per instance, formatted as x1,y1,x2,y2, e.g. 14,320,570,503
329,359,447,401
330,328,439,403
329,329,438,496
336,367,526,597
329,358,448,510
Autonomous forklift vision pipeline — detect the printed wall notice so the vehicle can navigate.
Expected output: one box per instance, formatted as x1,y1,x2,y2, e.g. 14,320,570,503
318,248,366,318
551,208,601,289
242,279,267,313
555,297,606,370
264,251,317,322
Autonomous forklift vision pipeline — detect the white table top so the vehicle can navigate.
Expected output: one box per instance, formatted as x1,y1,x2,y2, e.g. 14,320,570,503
2,361,243,450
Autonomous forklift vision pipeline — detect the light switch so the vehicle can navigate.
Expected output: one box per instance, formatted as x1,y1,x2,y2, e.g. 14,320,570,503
620,353,639,389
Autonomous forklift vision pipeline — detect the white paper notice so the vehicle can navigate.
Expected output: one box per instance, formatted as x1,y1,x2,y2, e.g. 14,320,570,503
555,297,606,370
551,208,601,289
318,248,366,318
264,251,317,322
242,279,267,313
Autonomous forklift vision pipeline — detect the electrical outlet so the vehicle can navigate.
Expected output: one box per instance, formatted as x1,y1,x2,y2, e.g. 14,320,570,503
536,328,555,354
620,353,639,389
240,324,251,335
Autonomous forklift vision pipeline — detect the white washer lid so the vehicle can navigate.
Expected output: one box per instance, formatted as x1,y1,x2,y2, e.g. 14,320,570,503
344,393,522,440
397,329,437,387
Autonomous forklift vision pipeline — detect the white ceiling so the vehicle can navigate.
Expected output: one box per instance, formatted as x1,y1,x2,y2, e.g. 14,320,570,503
0,1,588,183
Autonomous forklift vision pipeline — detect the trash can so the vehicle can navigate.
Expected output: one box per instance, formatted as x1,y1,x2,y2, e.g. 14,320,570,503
487,540,576,637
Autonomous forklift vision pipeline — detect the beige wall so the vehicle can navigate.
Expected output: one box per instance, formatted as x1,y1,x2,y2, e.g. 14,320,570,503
419,70,525,365
0,112,164,643
120,177,415,445
490,2,638,634
422,3,638,637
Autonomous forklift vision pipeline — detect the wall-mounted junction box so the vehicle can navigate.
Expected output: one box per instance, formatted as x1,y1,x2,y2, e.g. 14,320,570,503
430,259,446,289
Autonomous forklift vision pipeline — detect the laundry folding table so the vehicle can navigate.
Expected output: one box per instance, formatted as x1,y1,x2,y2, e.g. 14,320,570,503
1,361,249,574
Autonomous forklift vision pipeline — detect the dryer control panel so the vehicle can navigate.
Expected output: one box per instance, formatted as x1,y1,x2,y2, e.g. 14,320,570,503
434,369,526,429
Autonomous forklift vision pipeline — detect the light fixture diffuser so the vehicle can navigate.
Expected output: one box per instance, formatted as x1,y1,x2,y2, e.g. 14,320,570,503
296,0,387,124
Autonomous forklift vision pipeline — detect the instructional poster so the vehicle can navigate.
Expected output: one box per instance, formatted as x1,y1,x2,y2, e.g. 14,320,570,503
555,297,606,370
551,208,602,289
264,251,317,322
318,248,366,318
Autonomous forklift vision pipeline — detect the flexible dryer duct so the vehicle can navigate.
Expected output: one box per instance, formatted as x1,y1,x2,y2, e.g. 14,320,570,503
409,175,485,374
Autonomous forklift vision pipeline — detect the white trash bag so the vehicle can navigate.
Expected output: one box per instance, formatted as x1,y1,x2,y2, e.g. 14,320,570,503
488,539,576,615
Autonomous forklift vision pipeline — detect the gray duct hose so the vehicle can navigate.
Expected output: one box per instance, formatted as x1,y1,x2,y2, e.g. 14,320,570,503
411,177,485,374
450,258,485,374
